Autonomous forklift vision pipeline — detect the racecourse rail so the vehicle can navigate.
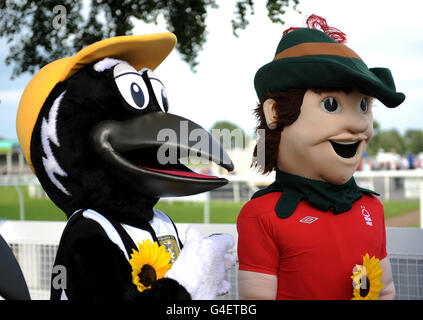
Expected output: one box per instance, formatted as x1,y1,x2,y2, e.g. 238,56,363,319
1,170,423,227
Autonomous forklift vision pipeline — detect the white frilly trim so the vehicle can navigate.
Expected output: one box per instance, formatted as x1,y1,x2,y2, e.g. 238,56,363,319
93,58,125,72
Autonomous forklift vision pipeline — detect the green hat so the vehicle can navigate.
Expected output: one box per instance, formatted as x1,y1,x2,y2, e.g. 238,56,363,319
254,28,405,108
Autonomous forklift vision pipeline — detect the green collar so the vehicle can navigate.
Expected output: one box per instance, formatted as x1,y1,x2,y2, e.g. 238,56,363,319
252,170,379,219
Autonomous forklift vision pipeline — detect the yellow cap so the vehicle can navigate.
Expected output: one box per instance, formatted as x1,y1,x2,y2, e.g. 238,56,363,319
16,32,177,171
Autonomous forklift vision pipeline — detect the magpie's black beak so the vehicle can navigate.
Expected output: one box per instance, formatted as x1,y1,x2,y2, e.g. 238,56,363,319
91,112,234,198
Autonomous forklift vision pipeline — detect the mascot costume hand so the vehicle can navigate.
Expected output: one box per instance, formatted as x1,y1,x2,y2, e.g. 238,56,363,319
16,33,236,300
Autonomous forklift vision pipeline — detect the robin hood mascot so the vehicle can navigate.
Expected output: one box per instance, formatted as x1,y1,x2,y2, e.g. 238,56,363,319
237,15,405,300
16,33,236,300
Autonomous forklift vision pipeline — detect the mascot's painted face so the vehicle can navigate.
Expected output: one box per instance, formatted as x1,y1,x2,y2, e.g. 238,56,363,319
277,88,373,184
29,58,233,219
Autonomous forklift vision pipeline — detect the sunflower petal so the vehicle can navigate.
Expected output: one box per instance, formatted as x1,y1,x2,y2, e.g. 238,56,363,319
128,239,175,292
351,254,384,300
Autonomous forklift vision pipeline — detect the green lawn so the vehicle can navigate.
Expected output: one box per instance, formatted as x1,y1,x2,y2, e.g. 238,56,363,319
0,186,65,221
381,200,419,219
0,185,419,224
156,200,245,223
0,186,245,223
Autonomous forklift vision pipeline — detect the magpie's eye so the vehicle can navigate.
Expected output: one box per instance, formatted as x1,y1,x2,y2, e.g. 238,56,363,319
360,98,368,113
141,68,169,112
320,97,341,113
150,78,169,112
114,63,149,110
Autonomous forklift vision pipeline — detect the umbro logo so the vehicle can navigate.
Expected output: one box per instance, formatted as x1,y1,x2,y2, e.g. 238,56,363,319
299,216,319,224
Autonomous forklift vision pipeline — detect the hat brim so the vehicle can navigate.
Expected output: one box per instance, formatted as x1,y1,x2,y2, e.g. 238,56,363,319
60,33,177,81
254,55,405,108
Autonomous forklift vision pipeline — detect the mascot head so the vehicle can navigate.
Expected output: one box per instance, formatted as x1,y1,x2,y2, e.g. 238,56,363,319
252,15,404,184
16,33,233,223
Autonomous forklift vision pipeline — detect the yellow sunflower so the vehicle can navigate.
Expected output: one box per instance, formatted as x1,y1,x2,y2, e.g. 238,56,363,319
129,239,172,292
351,253,384,300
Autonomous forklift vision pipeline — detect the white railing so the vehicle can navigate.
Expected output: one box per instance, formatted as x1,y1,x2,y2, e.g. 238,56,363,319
2,170,423,226
353,169,423,228
221,170,423,228
0,174,39,186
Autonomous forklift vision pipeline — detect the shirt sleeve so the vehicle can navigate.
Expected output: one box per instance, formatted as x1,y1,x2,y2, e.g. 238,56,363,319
237,202,280,275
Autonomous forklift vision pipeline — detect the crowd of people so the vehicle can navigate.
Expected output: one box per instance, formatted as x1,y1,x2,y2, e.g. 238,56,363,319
357,152,423,171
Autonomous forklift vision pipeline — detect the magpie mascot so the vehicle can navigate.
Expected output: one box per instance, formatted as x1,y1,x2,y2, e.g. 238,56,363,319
16,33,236,300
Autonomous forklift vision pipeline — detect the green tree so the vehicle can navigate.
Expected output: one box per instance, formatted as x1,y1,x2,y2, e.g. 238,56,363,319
0,0,299,78
371,129,405,155
366,120,381,155
210,120,249,149
404,129,423,154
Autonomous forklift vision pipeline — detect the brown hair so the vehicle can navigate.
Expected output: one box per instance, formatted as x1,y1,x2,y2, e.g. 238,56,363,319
252,89,306,174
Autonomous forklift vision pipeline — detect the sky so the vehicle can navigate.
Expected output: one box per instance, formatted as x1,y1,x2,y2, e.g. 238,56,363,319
0,0,422,142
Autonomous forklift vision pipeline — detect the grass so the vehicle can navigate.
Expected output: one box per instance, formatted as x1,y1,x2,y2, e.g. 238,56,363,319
0,186,65,221
0,186,246,223
156,200,245,223
381,200,419,219
0,185,419,224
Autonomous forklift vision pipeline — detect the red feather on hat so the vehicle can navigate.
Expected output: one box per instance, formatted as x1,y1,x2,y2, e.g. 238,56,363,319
283,14,347,44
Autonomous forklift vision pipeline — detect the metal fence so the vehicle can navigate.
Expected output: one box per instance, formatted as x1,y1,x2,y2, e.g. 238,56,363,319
386,227,423,299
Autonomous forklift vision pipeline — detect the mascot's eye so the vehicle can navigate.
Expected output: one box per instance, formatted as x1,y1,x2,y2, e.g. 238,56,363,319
150,78,169,112
360,98,368,113
114,63,150,110
130,82,146,107
115,74,149,110
320,97,341,113
140,68,169,112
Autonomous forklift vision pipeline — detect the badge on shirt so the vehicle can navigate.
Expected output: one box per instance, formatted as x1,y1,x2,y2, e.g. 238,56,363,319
158,235,180,263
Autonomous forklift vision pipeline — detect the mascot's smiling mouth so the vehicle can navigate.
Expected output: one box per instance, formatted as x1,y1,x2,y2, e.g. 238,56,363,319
91,111,234,197
329,140,360,159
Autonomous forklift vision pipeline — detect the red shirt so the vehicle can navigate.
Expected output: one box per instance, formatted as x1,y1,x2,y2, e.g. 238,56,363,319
237,192,387,300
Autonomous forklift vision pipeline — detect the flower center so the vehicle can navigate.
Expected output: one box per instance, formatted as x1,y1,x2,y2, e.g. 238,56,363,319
359,276,371,297
139,264,157,287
